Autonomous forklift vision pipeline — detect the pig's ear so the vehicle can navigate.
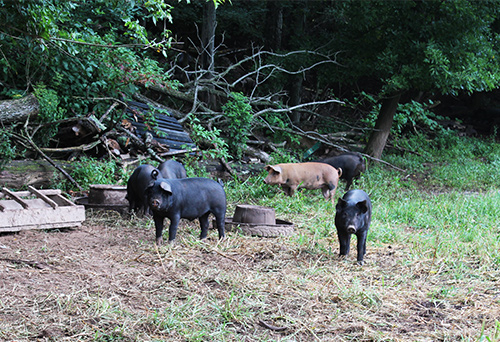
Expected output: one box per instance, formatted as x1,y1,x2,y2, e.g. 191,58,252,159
357,200,368,213
151,169,160,180
336,198,347,211
160,181,172,194
266,165,281,174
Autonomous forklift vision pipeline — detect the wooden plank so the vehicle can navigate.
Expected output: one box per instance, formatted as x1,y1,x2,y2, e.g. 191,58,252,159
0,205,85,232
0,189,62,199
50,193,76,207
1,188,29,209
28,186,58,209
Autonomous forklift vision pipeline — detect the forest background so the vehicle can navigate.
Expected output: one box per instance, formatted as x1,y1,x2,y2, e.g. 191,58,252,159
1,0,500,167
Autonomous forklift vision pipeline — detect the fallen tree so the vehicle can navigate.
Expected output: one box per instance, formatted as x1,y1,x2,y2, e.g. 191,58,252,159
0,94,39,124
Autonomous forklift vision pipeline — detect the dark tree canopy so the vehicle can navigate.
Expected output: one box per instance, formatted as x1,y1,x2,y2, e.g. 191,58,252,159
2,0,500,161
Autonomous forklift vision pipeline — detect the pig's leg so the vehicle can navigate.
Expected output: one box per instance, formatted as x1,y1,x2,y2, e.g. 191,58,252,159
167,214,181,242
153,214,165,245
345,179,352,191
214,212,226,239
337,231,351,257
281,185,291,196
322,185,335,201
199,212,210,240
355,230,368,265
141,194,147,215
128,198,135,214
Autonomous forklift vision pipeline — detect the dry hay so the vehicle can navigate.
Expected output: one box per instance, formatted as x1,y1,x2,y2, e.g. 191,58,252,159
0,210,498,341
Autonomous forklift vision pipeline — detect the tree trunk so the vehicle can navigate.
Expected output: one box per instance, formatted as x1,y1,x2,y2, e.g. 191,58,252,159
265,1,283,51
200,1,217,110
0,160,71,189
0,94,39,124
364,93,401,159
289,73,304,125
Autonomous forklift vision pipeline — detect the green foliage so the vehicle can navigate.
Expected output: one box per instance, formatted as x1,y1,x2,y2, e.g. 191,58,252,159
221,92,253,158
328,1,500,96
0,129,17,168
59,156,125,191
0,0,173,114
357,92,448,139
268,149,299,164
32,84,66,146
383,133,500,191
188,117,230,160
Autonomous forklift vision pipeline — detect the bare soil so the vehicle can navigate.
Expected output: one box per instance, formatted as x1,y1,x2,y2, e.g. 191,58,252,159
0,210,498,341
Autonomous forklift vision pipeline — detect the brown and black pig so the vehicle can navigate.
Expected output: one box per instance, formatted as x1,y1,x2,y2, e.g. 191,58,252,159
146,177,226,245
264,162,342,202
335,189,372,265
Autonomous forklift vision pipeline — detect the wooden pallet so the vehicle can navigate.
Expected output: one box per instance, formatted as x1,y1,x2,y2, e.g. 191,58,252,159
0,186,85,232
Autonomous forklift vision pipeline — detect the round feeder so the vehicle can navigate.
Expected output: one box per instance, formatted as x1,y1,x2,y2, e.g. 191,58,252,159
88,184,128,205
76,184,128,214
225,204,294,237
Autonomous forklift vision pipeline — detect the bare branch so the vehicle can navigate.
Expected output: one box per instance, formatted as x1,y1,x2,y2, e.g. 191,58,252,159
253,99,344,118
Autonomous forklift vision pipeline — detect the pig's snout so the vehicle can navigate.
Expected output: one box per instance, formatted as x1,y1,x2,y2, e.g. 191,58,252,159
347,225,357,234
150,198,161,209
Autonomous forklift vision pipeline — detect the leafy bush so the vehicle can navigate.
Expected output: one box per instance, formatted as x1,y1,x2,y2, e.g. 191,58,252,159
58,157,125,191
222,92,253,158
32,84,66,146
0,129,17,169
1,0,173,115
188,117,229,160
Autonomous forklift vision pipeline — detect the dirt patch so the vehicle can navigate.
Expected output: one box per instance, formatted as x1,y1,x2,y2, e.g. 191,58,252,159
0,210,498,341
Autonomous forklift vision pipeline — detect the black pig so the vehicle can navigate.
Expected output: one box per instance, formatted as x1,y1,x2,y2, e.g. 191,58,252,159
319,153,365,190
147,177,226,245
335,189,372,265
126,164,160,215
158,160,187,179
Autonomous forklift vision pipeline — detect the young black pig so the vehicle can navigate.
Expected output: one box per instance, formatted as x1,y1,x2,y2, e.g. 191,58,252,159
157,159,187,179
147,177,226,245
334,189,372,265
126,164,160,216
319,153,365,190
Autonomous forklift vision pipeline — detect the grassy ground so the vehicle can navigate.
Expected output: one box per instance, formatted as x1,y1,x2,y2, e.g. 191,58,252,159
1,134,499,341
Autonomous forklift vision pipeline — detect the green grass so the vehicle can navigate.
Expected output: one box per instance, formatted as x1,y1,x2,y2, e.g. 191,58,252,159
2,133,500,341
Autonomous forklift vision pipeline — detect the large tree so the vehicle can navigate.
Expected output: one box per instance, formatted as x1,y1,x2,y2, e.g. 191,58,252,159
327,0,500,158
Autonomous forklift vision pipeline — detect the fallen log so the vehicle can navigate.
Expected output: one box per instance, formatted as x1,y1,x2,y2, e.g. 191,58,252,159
0,94,39,124
0,160,73,189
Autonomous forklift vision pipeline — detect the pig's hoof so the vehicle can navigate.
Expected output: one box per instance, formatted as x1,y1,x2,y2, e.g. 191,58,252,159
357,260,364,266
156,237,163,246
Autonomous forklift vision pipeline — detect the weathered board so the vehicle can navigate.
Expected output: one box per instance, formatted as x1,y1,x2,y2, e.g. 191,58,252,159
0,186,85,232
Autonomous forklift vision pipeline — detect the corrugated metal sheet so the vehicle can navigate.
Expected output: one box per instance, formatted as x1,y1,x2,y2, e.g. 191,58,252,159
126,101,196,152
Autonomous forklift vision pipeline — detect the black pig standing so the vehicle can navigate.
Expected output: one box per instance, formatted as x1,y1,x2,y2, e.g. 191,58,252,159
147,177,226,245
319,153,365,190
158,160,187,179
126,164,160,216
335,189,372,265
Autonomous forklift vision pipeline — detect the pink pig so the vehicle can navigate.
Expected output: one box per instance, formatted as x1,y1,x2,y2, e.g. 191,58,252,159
264,162,342,202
